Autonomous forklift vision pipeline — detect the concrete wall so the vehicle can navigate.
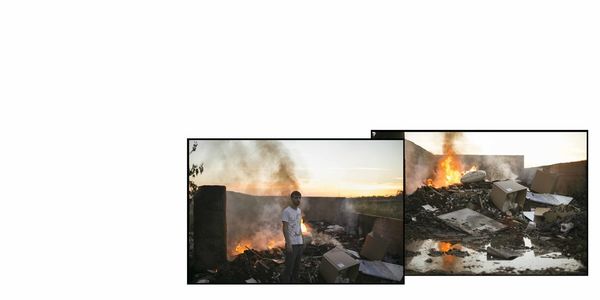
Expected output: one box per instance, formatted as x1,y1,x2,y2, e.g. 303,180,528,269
405,140,437,194
302,197,354,226
521,160,587,196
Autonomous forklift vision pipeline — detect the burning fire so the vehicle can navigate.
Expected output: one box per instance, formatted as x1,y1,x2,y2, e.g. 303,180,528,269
426,148,477,188
229,218,312,259
231,240,252,256
301,218,309,233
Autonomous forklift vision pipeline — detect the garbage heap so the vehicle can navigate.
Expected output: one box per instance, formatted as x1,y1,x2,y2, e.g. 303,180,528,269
405,169,587,271
191,221,404,283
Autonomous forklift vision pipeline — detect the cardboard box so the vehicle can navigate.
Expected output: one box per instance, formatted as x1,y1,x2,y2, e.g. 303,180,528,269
319,248,359,283
490,180,527,212
531,169,558,193
360,232,390,261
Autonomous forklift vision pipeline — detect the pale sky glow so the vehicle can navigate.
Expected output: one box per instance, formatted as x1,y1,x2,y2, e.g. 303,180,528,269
406,132,587,168
189,140,403,197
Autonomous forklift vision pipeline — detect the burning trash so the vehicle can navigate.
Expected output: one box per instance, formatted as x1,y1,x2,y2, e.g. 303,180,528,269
188,139,405,284
405,132,588,275
461,170,486,184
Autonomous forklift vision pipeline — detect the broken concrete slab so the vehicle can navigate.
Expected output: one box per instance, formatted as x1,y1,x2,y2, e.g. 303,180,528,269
490,180,527,212
526,191,573,206
437,208,506,235
358,260,404,282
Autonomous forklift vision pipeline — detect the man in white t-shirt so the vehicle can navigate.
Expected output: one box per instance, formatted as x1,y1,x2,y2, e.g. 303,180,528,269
280,190,304,283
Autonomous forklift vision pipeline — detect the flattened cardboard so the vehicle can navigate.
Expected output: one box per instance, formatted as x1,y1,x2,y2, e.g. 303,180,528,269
531,169,558,194
360,232,390,261
534,207,551,217
319,247,359,283
490,180,527,212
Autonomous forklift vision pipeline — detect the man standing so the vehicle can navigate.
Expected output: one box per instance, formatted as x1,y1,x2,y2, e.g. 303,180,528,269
280,190,304,283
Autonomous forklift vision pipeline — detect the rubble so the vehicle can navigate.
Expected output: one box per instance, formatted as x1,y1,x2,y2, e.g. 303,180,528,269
560,222,574,234
190,220,403,283
406,178,588,275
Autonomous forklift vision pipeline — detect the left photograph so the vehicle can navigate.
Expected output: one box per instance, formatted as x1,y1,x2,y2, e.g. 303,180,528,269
187,139,404,284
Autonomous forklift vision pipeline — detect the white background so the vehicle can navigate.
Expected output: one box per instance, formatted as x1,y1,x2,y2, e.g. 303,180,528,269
1,0,597,299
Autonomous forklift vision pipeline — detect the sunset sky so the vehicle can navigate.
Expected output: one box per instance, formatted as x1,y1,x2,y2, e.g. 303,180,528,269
188,140,403,197
406,132,587,168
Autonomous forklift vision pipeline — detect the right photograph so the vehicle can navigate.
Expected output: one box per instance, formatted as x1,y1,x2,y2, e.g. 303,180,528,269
403,131,587,275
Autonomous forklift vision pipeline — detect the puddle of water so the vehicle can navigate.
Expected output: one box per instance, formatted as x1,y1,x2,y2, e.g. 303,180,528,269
407,239,583,274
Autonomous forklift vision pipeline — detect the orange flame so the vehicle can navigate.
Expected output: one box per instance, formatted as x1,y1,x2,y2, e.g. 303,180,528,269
438,241,464,270
426,147,478,188
438,241,453,252
231,240,253,256
301,219,309,233
229,221,311,259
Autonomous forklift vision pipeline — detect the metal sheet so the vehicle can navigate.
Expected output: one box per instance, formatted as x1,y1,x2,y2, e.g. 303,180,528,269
358,260,404,282
437,208,506,235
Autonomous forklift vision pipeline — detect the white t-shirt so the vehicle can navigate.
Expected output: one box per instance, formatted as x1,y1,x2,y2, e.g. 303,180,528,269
282,206,303,245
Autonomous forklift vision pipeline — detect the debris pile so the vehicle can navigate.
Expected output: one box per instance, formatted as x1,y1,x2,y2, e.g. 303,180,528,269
191,221,404,283
406,171,587,274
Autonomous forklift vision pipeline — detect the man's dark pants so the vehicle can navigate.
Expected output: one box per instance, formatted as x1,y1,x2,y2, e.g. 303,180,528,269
281,244,303,283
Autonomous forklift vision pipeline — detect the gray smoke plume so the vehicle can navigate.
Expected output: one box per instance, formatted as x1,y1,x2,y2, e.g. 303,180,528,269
190,140,301,259
190,140,299,196
442,132,464,155
481,156,519,181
